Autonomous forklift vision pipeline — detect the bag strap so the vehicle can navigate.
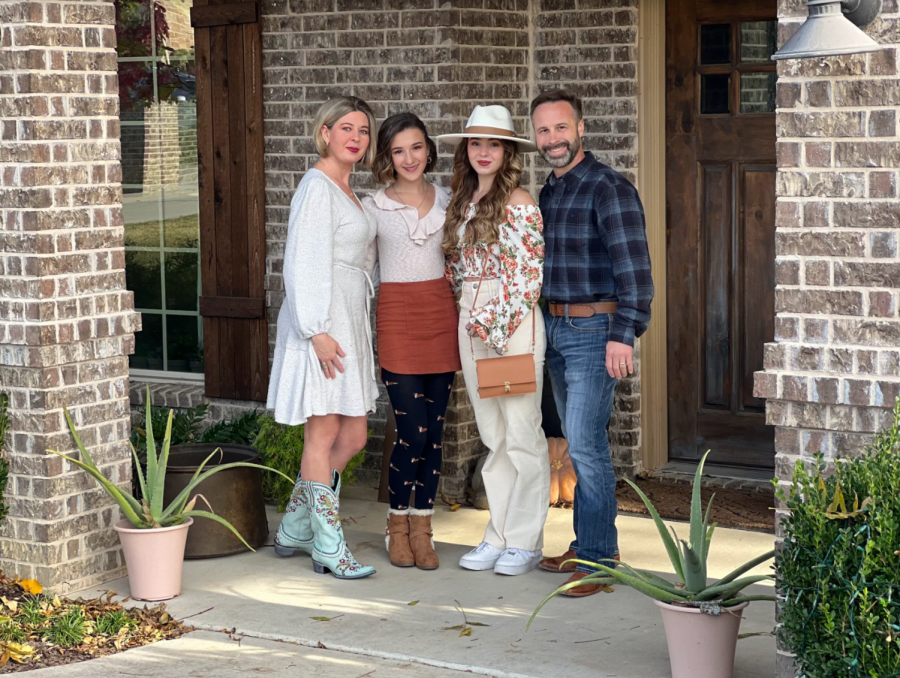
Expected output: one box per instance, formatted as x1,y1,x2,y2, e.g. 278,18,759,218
469,245,536,361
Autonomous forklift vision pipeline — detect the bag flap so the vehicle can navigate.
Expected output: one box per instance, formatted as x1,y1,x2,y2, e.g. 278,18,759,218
475,354,536,388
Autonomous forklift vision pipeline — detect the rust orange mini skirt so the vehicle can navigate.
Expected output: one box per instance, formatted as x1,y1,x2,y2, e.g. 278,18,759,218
376,278,461,375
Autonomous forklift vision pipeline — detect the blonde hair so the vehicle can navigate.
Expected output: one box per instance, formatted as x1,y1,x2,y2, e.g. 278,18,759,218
313,96,377,168
442,139,524,254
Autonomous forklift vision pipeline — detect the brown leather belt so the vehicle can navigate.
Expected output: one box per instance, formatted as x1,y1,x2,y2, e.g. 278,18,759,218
548,301,617,318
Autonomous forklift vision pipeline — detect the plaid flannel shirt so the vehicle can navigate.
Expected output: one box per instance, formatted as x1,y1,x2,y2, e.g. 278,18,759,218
539,152,654,347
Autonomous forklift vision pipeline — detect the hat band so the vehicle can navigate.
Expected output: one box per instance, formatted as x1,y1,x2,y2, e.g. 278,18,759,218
463,125,518,139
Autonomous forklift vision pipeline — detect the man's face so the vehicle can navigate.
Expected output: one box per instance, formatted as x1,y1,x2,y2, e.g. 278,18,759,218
532,101,584,169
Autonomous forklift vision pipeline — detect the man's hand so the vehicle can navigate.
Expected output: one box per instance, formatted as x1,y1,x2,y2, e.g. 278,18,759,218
606,341,633,379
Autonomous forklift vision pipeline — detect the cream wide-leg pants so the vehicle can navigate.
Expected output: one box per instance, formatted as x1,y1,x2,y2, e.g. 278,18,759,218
458,279,550,552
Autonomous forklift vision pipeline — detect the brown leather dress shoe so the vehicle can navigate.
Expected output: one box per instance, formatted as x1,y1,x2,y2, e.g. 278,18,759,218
560,570,615,598
538,550,620,573
538,549,578,573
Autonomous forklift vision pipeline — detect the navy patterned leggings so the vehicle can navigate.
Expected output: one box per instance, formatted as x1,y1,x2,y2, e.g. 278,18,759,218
382,368,456,510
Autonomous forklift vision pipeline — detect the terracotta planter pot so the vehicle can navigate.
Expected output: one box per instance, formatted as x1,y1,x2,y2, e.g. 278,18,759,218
114,518,193,602
654,600,749,678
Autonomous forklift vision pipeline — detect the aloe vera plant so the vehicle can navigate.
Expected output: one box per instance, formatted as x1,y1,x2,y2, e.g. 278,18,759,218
529,451,776,627
49,390,292,550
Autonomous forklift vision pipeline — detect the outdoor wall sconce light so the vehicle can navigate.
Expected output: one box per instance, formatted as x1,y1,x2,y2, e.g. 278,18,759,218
773,0,882,60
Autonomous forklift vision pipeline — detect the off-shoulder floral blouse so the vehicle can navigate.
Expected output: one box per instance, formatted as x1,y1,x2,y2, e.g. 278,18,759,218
445,204,544,354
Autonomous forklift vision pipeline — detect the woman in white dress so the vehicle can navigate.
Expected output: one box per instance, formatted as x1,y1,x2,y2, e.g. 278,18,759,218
268,96,378,580
439,105,550,577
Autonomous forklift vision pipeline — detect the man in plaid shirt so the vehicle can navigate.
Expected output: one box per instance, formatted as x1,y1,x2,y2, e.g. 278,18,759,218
530,89,654,597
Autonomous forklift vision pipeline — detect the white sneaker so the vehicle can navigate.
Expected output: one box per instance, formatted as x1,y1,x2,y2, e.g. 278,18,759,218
459,541,504,571
493,548,542,576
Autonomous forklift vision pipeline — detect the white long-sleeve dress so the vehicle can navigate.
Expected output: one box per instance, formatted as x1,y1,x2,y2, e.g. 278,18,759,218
267,169,379,426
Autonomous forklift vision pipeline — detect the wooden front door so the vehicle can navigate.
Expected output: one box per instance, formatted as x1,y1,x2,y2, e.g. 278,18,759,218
666,0,777,468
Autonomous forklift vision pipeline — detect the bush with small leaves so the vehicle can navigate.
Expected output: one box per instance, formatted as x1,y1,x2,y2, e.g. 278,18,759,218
778,399,900,678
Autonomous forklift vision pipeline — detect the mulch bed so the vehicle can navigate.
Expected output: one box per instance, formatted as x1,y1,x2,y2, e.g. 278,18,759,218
0,572,190,673
614,477,776,533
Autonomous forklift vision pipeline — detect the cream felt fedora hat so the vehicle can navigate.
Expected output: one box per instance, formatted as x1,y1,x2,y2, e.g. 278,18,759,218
437,105,537,152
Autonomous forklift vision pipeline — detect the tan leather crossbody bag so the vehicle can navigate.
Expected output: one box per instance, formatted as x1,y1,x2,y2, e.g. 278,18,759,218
470,250,536,399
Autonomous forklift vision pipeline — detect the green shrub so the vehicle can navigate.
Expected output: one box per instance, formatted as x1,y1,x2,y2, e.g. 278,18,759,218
252,415,366,511
96,609,136,636
129,406,263,499
0,622,27,644
44,610,86,647
0,392,9,525
778,400,900,678
199,410,262,446
130,403,209,453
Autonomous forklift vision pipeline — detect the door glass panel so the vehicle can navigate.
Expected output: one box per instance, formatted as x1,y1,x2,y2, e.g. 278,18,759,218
700,24,731,65
701,73,731,114
740,21,777,63
740,72,776,114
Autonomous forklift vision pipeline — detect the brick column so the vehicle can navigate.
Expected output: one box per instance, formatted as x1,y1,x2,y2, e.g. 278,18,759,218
754,2,900,675
0,0,138,593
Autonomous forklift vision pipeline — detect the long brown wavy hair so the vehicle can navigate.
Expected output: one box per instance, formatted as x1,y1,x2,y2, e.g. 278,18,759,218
442,139,524,255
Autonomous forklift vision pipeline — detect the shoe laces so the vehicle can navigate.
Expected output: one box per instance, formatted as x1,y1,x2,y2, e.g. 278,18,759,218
473,541,495,554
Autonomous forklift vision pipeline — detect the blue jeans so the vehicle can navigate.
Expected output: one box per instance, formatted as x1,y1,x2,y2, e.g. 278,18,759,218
543,306,618,573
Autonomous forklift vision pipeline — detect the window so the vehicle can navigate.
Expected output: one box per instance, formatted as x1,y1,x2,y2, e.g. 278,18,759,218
116,0,203,374
697,20,777,116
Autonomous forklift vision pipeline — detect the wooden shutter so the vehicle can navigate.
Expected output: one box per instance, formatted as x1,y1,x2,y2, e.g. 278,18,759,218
192,0,268,402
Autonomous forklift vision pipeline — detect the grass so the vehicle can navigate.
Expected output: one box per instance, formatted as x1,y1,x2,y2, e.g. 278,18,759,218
0,622,28,643
95,610,136,636
43,610,86,647
125,213,199,249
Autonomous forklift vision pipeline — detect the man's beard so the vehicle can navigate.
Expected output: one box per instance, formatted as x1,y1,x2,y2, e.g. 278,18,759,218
539,135,582,168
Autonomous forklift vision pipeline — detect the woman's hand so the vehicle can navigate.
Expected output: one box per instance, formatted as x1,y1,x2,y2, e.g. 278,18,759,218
311,333,346,379
466,323,503,356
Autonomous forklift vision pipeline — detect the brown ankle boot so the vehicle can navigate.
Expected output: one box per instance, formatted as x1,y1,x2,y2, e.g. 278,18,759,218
386,509,415,567
408,509,439,570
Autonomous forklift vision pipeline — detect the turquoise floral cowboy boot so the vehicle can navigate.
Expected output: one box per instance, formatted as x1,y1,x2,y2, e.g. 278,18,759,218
308,473,376,579
273,472,314,557
274,470,340,557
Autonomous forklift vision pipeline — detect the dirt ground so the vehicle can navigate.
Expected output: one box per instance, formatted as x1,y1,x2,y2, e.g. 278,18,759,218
613,477,776,533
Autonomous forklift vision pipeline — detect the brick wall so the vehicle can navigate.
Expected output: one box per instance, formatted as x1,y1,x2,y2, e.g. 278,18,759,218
753,1,900,675
260,0,532,497
534,0,643,478
0,0,138,592
257,0,645,495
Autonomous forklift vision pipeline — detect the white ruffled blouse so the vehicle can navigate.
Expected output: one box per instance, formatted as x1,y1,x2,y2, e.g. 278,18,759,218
362,183,451,284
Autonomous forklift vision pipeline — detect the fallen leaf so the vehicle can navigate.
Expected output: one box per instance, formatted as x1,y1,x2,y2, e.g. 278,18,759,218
407,601,419,606
459,627,472,637
469,622,490,627
310,614,343,622
449,504,461,512
19,579,43,595
443,625,465,631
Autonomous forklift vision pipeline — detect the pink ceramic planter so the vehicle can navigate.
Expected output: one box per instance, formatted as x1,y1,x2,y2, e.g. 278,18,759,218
114,518,193,602
654,600,749,678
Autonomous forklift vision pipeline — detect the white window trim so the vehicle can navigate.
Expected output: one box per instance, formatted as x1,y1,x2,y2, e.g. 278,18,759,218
130,368,204,385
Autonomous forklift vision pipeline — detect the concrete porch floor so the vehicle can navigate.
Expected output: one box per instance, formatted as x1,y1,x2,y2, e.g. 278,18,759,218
62,486,777,678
